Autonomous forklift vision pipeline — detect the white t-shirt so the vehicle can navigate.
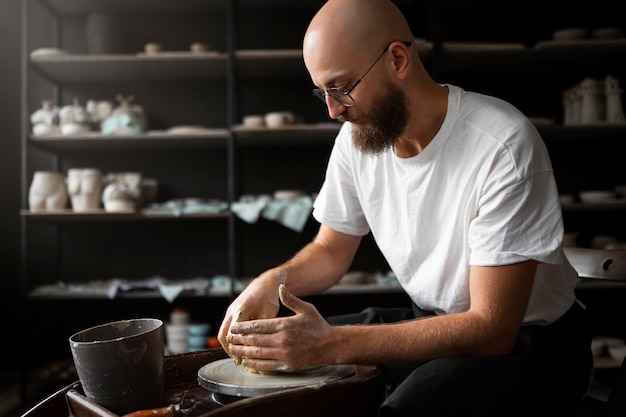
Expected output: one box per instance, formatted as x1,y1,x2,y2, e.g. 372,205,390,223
313,85,577,325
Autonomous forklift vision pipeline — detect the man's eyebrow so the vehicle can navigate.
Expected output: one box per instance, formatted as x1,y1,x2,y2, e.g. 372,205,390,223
319,72,347,89
321,77,338,88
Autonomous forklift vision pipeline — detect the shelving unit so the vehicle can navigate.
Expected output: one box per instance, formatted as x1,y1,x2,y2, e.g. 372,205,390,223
27,131,230,152
20,210,230,221
30,53,229,81
429,0,626,376
20,3,228,400
429,0,626,238
18,0,626,404
18,2,395,393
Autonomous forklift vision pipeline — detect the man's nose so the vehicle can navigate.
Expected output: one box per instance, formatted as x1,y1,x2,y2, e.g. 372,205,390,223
326,96,347,120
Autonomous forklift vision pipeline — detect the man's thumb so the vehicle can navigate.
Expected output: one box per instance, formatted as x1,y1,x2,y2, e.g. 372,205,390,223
278,283,304,314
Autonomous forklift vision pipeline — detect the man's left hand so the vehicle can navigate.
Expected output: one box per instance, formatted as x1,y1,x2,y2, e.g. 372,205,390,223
227,284,334,373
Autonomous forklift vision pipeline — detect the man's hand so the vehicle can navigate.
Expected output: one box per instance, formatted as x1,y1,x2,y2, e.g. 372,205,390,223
217,272,283,364
226,284,334,373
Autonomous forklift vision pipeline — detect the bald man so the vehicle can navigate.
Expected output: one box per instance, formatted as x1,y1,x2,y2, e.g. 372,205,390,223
218,0,592,415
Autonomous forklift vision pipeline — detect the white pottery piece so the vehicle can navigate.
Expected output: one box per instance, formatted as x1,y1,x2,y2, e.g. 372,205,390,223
67,168,103,212
242,115,265,128
30,100,61,136
28,171,68,212
101,95,148,135
580,77,604,124
101,172,143,212
190,42,210,53
264,111,295,128
60,98,92,135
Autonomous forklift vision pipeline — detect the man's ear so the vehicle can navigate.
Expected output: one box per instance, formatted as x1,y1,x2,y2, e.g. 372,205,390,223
389,42,411,79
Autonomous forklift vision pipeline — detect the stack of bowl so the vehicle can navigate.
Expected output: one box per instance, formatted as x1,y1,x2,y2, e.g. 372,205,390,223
187,323,211,352
165,309,190,354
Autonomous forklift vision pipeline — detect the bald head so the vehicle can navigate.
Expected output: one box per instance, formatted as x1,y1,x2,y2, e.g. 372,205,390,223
303,0,414,60
303,0,447,152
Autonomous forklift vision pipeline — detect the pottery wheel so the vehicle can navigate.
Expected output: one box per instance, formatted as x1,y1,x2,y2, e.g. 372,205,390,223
197,358,355,398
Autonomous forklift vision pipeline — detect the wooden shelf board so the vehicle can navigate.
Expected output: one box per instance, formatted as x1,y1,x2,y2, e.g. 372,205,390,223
30,53,229,83
29,49,433,82
21,209,230,222
28,283,403,299
42,0,227,14
28,289,234,300
43,0,351,14
28,130,229,152
233,123,340,145
436,42,626,75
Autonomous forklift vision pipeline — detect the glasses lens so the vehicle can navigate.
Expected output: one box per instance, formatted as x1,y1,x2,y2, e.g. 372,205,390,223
312,88,355,107
329,89,355,107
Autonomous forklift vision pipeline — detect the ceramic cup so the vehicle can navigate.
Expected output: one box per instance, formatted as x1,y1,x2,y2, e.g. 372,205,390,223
69,318,165,415
264,111,295,128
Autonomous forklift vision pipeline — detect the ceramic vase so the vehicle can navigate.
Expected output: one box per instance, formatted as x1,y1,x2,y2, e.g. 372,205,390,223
67,168,103,212
580,77,604,124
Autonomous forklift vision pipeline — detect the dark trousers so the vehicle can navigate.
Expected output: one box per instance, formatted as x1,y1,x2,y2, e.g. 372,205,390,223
326,301,593,417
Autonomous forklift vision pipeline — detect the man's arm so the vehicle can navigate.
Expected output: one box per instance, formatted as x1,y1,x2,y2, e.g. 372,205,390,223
331,260,538,365
278,224,363,296
227,260,537,372
217,224,362,358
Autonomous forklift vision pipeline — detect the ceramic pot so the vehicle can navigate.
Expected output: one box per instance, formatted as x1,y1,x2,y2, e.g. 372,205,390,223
69,318,164,415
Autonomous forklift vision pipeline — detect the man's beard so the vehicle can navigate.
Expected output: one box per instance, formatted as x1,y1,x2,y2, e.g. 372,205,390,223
346,82,409,156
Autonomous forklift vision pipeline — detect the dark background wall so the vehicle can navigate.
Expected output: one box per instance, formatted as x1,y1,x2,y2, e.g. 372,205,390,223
0,0,24,372
0,0,392,378
2,0,625,388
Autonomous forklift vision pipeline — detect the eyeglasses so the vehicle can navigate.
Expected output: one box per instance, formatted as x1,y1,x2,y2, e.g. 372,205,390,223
312,41,412,107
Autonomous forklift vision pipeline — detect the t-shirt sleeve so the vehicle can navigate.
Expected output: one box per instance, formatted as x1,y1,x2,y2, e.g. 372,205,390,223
468,123,563,266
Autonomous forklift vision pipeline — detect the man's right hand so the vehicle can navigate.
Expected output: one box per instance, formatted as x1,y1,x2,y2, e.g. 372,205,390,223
217,269,284,363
